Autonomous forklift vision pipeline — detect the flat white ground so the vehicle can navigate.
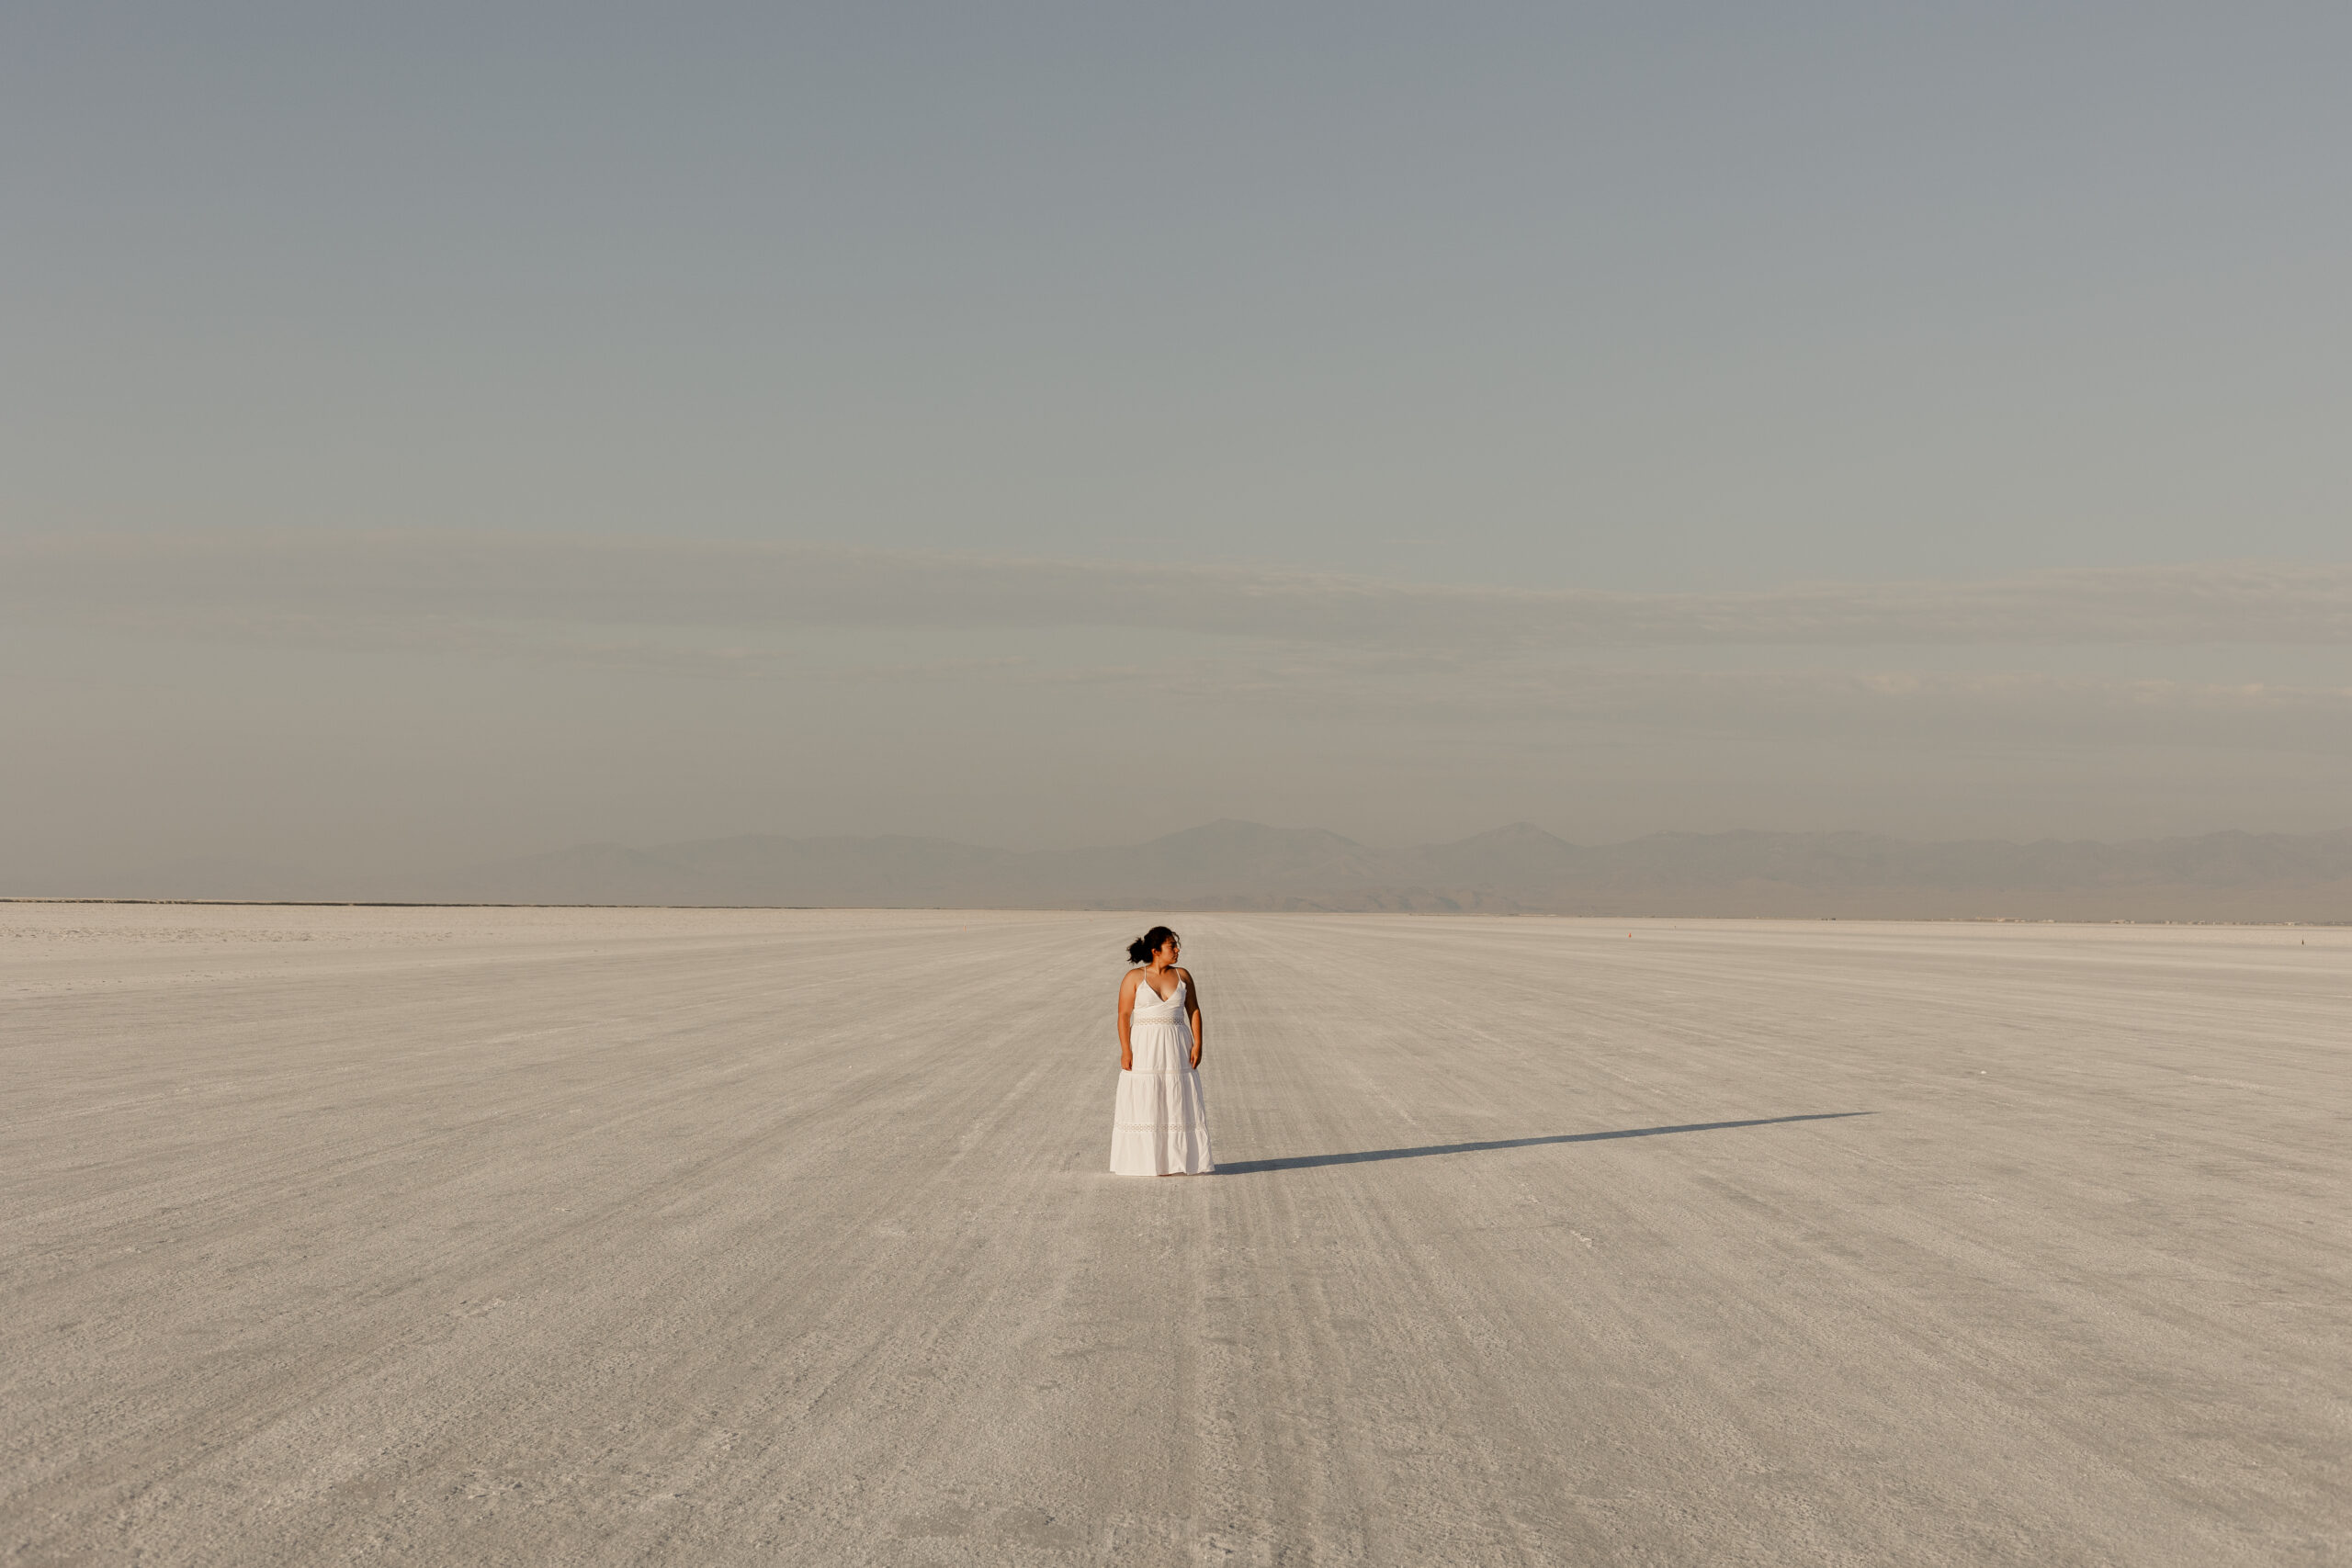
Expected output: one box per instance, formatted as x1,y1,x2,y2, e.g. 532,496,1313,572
4,906,2346,1566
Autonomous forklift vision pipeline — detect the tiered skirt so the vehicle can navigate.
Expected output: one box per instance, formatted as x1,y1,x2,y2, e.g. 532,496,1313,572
1109,1018,1214,1175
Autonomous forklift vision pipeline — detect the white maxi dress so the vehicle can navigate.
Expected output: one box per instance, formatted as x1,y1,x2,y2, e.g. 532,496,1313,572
1110,976,1214,1175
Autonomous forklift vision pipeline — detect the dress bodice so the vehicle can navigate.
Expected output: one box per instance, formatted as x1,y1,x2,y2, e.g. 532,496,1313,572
1132,974,1187,1022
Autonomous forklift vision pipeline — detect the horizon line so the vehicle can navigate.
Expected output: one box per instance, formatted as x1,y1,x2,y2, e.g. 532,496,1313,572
2,897,2342,928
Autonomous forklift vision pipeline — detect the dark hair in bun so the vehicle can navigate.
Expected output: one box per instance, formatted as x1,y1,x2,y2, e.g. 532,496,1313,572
1126,926,1179,965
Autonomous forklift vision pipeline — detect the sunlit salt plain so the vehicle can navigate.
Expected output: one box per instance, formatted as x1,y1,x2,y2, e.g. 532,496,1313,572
5,904,2346,1566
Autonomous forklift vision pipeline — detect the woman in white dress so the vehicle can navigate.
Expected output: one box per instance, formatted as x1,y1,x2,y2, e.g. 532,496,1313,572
1109,926,1214,1176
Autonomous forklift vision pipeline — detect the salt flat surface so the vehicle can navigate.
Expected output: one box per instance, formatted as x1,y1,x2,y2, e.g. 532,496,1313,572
5,906,2346,1566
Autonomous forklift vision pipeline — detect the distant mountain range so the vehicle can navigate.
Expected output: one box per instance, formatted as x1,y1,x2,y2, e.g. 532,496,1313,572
418,819,2352,921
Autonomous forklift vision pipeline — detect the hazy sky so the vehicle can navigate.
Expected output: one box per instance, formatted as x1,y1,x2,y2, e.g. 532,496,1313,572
6,5,2350,885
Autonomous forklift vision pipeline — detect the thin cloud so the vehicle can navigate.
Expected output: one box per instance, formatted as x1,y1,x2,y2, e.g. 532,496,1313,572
8,532,2352,647
1090,652,2352,752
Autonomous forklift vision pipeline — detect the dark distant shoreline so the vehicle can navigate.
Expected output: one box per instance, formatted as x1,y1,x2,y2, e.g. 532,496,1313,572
3,897,2343,927
12,819,2351,923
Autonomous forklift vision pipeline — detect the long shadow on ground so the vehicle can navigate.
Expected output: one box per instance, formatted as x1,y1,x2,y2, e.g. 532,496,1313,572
1215,1112,1871,1175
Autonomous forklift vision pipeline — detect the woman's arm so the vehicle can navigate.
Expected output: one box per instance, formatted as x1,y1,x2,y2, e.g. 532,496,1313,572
1181,967,1204,1069
1115,970,1136,1071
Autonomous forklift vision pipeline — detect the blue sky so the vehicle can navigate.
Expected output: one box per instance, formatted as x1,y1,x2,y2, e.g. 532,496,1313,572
5,5,2349,879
